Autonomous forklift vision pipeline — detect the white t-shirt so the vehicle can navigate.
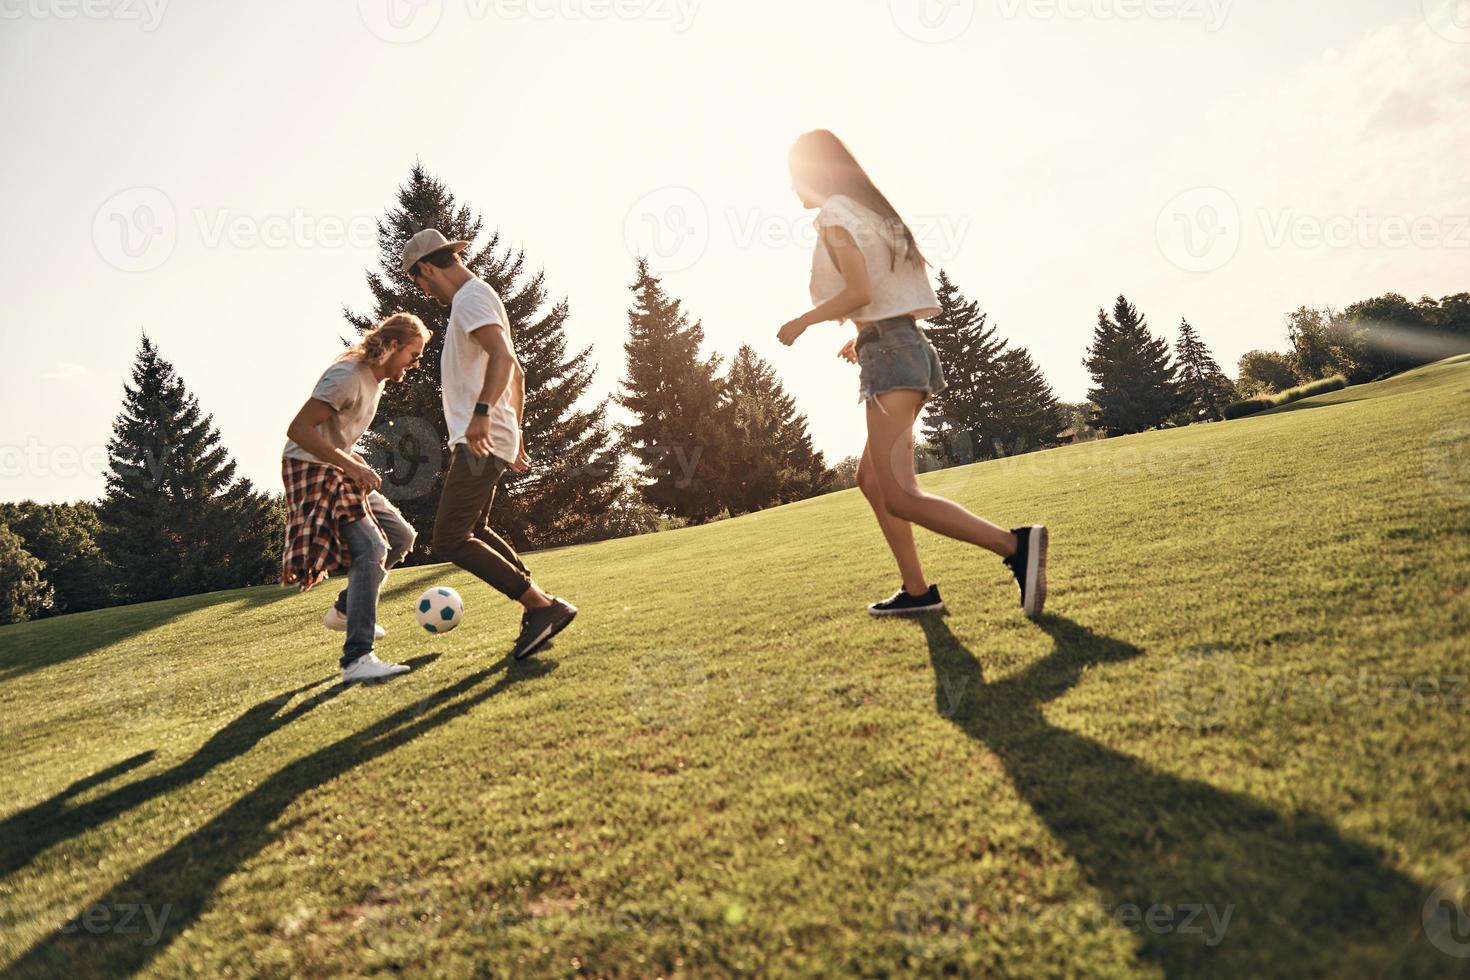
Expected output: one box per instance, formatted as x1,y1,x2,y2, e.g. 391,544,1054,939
809,194,940,323
443,277,521,461
282,359,384,463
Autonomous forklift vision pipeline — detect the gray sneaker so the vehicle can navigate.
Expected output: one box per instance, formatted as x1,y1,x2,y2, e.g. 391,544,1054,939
511,598,578,660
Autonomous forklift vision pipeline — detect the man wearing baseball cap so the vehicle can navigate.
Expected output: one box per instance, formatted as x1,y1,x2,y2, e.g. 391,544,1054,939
402,229,577,660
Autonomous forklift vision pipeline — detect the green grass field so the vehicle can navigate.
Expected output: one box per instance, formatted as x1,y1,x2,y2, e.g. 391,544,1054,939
2,357,1468,979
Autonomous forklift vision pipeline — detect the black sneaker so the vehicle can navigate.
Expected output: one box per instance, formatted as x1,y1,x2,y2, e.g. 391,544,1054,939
868,584,945,617
511,598,578,660
1003,526,1048,619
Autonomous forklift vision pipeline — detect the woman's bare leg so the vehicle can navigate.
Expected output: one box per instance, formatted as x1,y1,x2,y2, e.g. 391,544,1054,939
856,442,928,595
864,390,1018,558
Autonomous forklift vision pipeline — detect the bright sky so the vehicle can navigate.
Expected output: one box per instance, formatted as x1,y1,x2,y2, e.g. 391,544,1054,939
2,0,1467,504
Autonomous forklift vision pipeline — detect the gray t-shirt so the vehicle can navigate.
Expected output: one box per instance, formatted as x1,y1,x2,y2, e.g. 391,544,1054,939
282,359,384,464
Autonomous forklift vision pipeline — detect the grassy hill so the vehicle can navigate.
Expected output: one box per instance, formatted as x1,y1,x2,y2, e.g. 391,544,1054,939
2,356,1468,979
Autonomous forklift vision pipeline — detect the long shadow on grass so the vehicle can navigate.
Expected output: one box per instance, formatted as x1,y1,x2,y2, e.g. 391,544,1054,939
0,659,435,881
1,654,554,978
918,615,1435,977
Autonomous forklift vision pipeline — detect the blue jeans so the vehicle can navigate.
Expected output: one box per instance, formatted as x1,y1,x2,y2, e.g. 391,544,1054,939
340,518,389,668
338,493,416,667
334,492,416,617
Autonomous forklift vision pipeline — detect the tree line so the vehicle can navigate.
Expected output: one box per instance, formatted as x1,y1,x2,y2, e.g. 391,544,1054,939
4,164,1467,623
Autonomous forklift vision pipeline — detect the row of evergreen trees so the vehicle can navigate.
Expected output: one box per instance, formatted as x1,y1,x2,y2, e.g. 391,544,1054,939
1082,295,1235,436
15,162,1452,623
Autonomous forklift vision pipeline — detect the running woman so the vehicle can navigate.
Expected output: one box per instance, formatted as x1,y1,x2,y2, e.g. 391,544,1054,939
282,312,430,681
401,229,578,659
776,130,1048,618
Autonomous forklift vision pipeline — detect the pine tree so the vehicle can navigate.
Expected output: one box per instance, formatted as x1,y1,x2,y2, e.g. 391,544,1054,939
718,345,831,514
98,336,281,604
922,270,1005,463
617,260,727,522
989,347,1070,455
347,163,620,554
922,271,1067,462
1084,296,1183,435
1173,319,1235,423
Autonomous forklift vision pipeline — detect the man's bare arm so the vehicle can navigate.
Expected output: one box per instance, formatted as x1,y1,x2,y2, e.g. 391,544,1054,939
463,321,518,459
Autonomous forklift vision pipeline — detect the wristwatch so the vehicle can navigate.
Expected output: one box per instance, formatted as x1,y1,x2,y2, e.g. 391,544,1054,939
474,402,490,417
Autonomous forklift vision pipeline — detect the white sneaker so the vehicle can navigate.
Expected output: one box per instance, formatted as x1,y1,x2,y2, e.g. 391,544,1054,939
323,606,386,640
341,653,411,684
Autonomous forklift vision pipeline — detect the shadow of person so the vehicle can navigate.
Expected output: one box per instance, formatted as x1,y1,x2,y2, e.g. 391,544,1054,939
0,658,439,882
1,654,554,978
917,614,1436,977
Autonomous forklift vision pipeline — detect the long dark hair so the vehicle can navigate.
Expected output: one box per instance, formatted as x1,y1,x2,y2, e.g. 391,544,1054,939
789,130,928,271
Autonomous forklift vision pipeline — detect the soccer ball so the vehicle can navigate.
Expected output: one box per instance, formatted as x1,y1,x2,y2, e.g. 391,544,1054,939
416,587,464,634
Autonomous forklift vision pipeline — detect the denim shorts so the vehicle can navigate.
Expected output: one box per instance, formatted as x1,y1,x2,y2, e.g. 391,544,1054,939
856,318,947,404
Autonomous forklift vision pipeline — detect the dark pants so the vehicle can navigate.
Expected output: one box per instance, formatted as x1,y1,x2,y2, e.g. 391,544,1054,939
431,448,532,601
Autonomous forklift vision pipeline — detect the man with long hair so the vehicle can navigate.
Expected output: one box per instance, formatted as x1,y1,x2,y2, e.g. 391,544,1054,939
282,312,430,682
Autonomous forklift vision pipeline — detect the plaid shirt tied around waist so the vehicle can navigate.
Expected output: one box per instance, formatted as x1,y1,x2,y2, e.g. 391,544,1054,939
280,457,381,592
